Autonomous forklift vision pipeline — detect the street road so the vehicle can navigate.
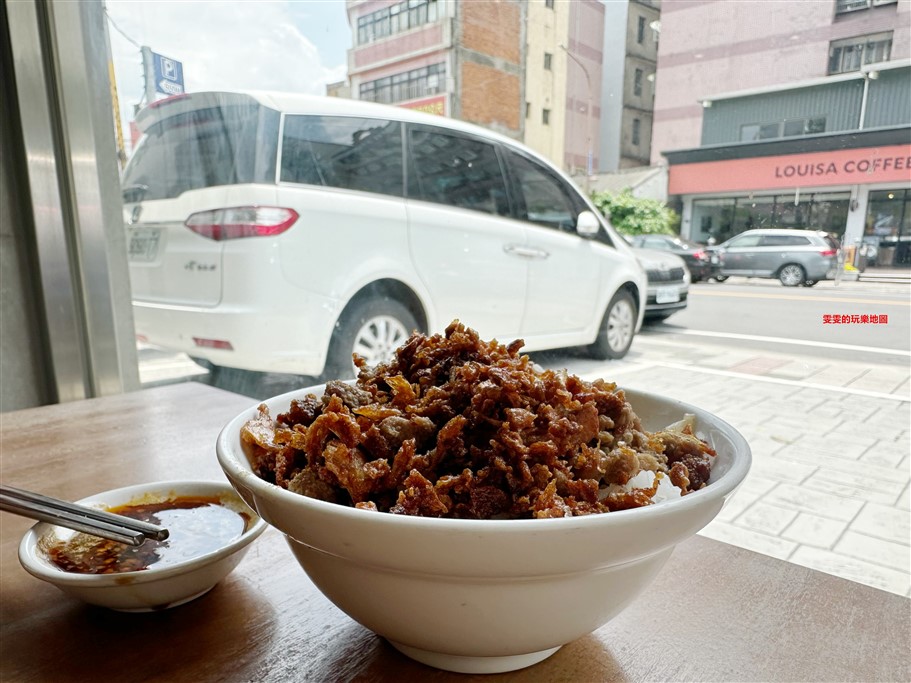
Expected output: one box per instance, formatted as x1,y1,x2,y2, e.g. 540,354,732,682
138,277,910,397
669,279,910,352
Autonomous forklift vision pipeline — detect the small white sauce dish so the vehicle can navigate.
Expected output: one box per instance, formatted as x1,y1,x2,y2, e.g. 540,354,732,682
17,480,267,612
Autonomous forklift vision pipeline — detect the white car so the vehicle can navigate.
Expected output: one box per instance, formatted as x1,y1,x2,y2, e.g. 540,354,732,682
632,248,691,322
123,91,647,379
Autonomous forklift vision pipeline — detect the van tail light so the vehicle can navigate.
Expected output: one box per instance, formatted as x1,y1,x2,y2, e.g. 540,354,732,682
193,338,234,350
819,249,837,257
185,207,299,241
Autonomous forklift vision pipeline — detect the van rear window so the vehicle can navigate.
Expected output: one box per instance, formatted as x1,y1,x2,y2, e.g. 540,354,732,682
280,115,404,198
122,103,278,201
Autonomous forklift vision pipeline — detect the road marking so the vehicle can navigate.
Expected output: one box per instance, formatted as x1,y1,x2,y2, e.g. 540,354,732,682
654,329,911,357
611,360,910,403
691,290,910,306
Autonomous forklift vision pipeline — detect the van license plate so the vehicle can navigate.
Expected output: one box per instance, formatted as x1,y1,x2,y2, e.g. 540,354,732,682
128,228,161,262
656,286,680,304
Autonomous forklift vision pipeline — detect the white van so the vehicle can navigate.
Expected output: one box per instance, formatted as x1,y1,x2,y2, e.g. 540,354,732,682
123,91,646,379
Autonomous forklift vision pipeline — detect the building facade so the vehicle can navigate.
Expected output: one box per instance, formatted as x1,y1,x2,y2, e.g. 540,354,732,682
600,0,660,171
346,0,609,177
651,0,911,267
345,0,525,138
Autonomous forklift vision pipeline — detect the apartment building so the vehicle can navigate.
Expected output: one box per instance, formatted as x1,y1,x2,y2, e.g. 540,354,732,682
345,0,525,138
345,0,611,177
600,0,660,171
652,0,911,266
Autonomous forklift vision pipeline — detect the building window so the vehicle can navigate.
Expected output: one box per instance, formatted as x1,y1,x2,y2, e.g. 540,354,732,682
360,63,446,104
633,68,643,96
544,52,553,70
828,32,892,74
525,102,530,118
740,117,826,142
542,108,551,125
632,118,641,145
836,0,897,15
545,0,554,8
637,16,646,43
357,0,439,46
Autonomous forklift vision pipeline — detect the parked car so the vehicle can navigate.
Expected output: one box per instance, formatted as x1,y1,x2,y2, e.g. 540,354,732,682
710,228,841,286
632,248,690,322
123,91,647,380
627,234,717,282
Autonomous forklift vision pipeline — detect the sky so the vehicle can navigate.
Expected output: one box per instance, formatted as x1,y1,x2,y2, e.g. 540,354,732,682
106,0,351,150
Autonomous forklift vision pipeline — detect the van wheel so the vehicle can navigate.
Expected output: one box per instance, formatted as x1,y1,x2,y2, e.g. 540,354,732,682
586,290,636,360
778,264,805,287
325,298,420,380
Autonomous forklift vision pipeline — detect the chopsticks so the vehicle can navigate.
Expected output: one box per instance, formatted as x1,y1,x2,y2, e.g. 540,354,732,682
0,485,169,546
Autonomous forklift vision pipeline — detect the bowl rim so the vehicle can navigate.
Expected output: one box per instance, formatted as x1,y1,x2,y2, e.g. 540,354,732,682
18,479,268,586
216,383,752,532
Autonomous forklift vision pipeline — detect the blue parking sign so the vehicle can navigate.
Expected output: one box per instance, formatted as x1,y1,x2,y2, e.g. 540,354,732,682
152,52,184,96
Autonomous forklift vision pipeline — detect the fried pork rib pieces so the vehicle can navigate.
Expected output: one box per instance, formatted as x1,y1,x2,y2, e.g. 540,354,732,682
241,321,716,518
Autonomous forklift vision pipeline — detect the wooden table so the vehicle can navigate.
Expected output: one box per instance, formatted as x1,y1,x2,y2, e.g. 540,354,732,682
1,382,908,682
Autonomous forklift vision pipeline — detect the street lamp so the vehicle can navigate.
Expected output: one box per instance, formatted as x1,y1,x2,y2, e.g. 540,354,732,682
559,44,593,189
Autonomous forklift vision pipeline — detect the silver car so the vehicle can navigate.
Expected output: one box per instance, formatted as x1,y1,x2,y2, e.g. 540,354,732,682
712,229,840,287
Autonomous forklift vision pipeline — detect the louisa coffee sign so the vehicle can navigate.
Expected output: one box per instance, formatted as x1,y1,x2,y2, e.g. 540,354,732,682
775,154,909,179
669,144,911,195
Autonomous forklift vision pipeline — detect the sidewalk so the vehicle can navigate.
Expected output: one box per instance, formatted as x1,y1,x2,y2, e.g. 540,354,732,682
578,336,911,598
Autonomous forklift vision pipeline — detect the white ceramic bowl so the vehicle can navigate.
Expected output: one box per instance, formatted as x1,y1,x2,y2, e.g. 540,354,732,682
217,386,750,674
18,480,267,612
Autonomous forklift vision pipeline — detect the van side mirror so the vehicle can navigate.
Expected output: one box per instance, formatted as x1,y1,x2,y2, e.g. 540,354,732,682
576,211,600,237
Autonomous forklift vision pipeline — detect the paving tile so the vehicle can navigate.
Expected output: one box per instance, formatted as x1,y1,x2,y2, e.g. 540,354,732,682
781,512,847,549
801,366,869,388
775,446,907,484
790,546,910,596
698,520,797,561
766,361,828,381
898,484,910,512
805,468,907,506
846,367,911,395
765,483,864,522
748,456,817,485
791,433,879,460
859,440,910,469
850,503,911,545
735,502,799,535
834,531,911,572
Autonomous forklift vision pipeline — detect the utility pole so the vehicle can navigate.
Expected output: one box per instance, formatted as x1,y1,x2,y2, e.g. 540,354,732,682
141,46,156,106
560,44,593,192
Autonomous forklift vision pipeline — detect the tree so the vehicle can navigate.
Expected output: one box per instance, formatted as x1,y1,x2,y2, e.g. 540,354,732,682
590,190,679,236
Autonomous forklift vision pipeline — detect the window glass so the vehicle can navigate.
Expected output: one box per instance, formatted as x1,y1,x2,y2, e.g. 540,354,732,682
544,52,552,70
828,32,892,74
643,236,670,249
692,198,736,243
407,126,509,216
727,234,762,248
760,235,810,247
280,115,404,197
632,118,641,145
634,68,643,96
637,15,646,43
123,104,275,201
504,149,579,232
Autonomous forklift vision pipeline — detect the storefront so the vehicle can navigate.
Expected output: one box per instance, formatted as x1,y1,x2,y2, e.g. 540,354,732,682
665,127,911,267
